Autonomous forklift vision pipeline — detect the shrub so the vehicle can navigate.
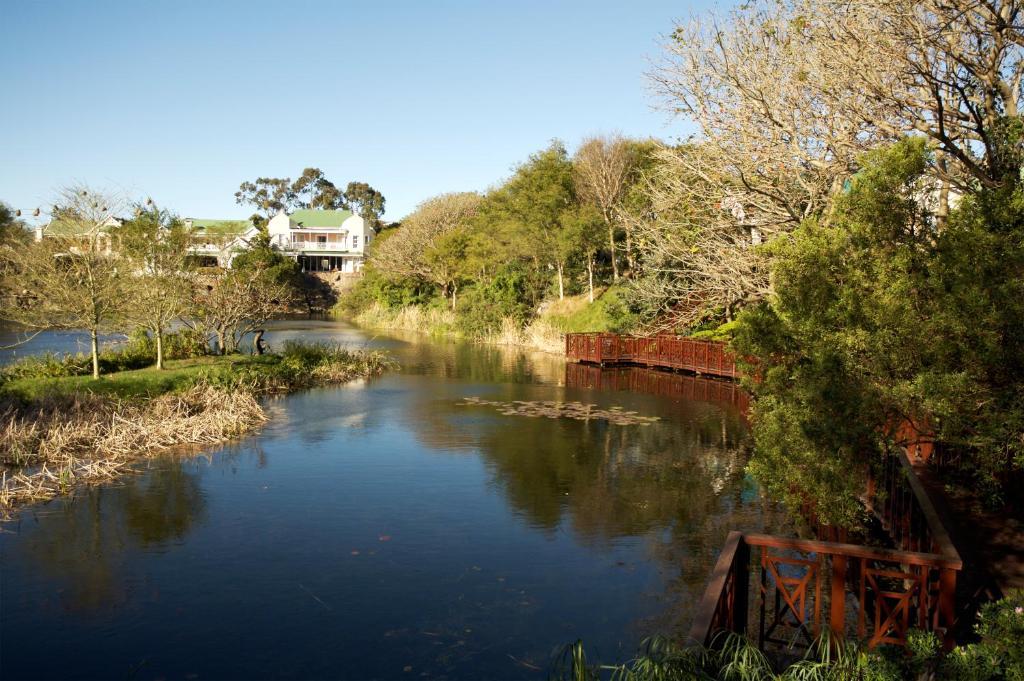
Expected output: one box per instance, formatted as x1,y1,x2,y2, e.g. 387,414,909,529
123,327,212,362
941,590,1024,681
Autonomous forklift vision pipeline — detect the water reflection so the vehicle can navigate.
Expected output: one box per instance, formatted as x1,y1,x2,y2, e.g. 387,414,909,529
0,320,793,680
10,462,206,615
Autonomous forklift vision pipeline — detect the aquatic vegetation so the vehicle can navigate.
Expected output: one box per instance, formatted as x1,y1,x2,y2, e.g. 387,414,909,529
458,396,659,426
0,384,266,512
0,341,395,515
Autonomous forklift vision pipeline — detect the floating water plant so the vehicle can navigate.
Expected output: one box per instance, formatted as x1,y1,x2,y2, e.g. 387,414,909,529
458,397,659,426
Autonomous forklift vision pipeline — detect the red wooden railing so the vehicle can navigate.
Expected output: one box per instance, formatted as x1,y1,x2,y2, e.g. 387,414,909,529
689,530,961,652
567,334,965,652
565,333,739,379
690,448,963,652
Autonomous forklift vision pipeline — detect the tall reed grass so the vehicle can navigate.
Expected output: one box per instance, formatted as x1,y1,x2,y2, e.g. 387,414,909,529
354,302,459,337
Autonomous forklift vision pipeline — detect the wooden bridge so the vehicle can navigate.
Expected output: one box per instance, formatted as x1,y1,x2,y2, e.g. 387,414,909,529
688,447,962,652
565,332,739,379
564,331,964,653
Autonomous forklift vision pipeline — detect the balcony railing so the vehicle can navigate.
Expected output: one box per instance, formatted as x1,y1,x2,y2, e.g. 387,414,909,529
286,241,354,252
690,448,963,653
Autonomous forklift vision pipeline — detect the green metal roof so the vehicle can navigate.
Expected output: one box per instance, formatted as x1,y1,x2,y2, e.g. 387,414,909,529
289,209,353,228
43,217,121,237
188,218,253,236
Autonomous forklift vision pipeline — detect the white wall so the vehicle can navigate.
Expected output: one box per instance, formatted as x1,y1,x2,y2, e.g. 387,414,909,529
267,211,292,246
341,215,376,253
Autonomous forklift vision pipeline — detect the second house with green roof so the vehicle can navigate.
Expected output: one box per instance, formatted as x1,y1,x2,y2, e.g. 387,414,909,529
267,209,376,274
183,209,376,273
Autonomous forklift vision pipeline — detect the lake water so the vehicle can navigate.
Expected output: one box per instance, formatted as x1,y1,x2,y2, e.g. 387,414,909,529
0,319,793,680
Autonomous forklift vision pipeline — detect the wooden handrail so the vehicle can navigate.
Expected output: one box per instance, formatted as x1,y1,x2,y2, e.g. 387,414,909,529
690,528,962,653
893,448,961,561
687,531,745,646
741,532,962,570
565,332,739,379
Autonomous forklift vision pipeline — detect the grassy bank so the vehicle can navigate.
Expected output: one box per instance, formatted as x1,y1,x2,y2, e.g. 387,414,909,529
0,341,393,514
348,286,637,354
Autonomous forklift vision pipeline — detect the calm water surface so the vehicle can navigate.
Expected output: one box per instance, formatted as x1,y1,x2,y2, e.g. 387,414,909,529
0,319,793,680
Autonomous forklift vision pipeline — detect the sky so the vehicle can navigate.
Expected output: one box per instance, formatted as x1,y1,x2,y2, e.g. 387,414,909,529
1,0,711,223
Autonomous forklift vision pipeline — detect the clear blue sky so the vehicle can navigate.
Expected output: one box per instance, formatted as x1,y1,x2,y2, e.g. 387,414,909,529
1,0,709,222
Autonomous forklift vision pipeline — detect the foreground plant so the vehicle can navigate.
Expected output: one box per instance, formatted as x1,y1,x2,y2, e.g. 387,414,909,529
0,384,265,511
549,630,983,681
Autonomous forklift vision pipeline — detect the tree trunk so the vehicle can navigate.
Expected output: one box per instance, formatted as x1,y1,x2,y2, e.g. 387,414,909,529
557,263,564,300
606,218,619,281
587,256,594,303
936,154,950,233
451,284,457,311
253,329,266,355
156,326,164,370
625,224,635,275
215,330,226,355
90,328,100,379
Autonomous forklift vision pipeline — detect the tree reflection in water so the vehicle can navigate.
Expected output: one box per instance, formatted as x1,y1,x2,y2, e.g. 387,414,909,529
14,460,207,614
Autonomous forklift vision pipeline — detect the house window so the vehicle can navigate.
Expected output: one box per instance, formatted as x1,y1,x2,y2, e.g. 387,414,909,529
317,235,327,245
353,235,359,249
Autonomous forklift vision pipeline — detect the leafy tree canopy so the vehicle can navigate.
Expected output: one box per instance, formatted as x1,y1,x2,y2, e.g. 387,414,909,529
733,134,1024,524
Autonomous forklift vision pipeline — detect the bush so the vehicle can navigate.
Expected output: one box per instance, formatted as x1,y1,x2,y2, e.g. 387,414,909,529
454,264,535,338
335,266,433,316
187,341,393,394
941,590,1024,680
123,327,212,362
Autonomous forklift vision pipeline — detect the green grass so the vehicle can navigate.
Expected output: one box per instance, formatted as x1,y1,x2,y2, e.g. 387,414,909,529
1,355,277,401
545,286,637,334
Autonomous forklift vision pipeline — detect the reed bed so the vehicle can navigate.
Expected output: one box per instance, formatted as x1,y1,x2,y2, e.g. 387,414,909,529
0,384,266,513
0,342,393,516
355,302,458,336
482,316,565,354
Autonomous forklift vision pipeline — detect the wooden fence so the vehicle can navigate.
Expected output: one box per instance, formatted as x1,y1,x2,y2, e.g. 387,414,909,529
566,332,966,652
565,332,739,379
690,448,963,652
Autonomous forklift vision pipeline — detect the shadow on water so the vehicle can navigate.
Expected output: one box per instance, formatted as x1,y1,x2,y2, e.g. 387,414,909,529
0,319,794,680
8,463,206,615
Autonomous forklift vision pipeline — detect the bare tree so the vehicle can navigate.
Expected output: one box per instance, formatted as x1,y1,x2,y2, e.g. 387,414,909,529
189,265,294,355
0,187,127,378
574,135,636,280
641,0,1023,328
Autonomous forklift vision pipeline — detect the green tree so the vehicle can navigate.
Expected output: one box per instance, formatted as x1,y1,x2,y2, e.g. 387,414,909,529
236,168,352,228
0,202,32,246
292,167,346,210
479,141,576,299
343,181,386,227
559,205,606,303
118,205,196,369
733,135,1024,524
368,192,481,308
234,177,295,229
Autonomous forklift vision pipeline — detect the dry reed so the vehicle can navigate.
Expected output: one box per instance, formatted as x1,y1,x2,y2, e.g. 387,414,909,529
0,384,266,514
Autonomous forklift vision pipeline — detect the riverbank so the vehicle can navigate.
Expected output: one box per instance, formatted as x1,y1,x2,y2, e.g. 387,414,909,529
0,342,392,514
349,287,635,355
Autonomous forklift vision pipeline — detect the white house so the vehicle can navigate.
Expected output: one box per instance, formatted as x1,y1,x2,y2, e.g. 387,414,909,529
266,209,375,273
182,218,259,268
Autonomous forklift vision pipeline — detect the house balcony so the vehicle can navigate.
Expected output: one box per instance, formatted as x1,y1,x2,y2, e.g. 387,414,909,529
285,240,356,253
